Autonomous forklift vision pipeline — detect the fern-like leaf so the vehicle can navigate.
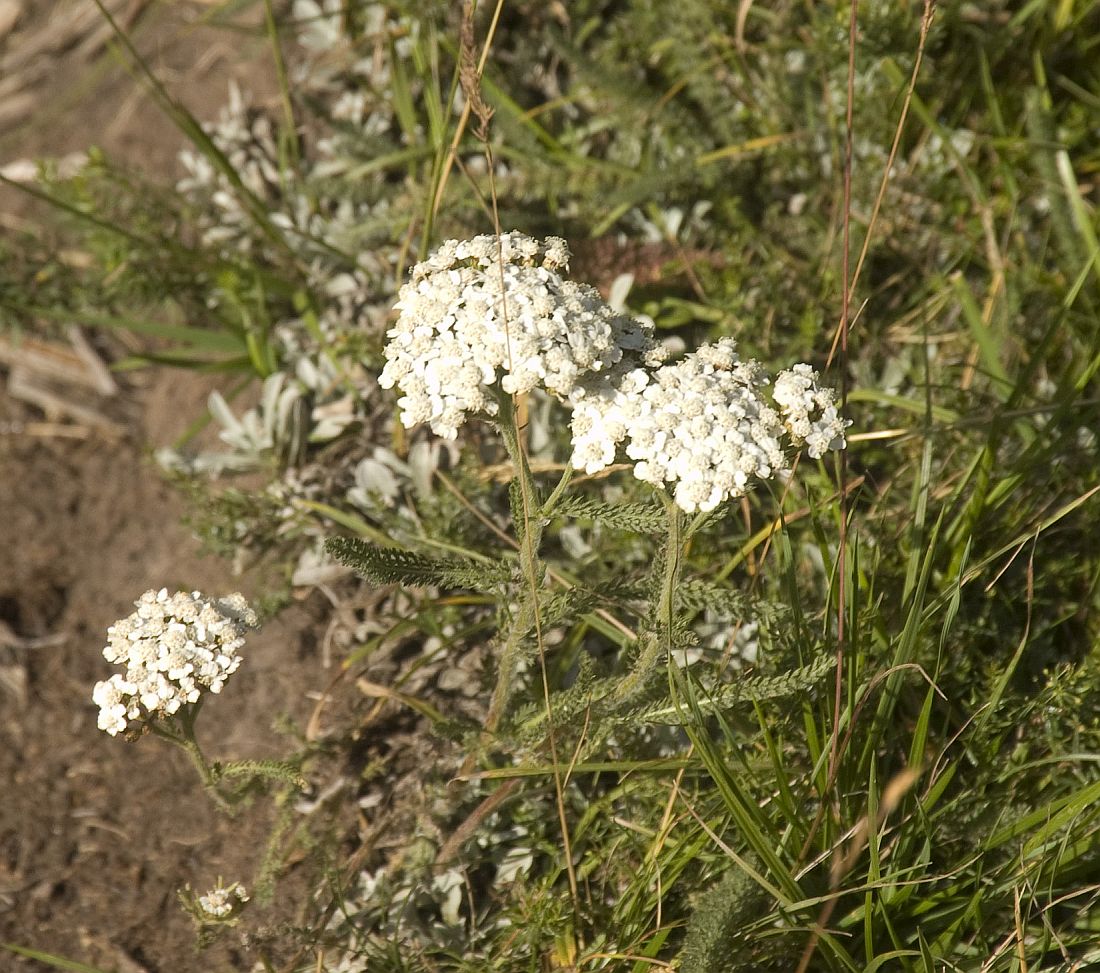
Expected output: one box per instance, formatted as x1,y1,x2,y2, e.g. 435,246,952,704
326,536,508,591
553,495,666,533
509,652,611,745
530,587,602,631
677,580,788,627
635,652,837,726
680,859,767,973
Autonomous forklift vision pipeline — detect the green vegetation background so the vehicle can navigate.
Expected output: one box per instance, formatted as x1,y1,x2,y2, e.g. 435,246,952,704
5,1,1100,970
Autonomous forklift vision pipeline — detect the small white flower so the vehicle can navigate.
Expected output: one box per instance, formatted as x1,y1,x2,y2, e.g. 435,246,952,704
93,590,258,736
197,882,249,919
773,363,849,458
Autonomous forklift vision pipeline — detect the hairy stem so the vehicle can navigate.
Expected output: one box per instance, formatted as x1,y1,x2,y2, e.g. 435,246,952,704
540,464,574,520
658,494,684,654
612,492,684,706
152,706,232,813
181,738,231,813
484,395,546,732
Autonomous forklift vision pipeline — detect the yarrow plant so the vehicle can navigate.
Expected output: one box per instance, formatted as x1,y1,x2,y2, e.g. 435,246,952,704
93,588,257,737
93,589,302,814
344,232,850,730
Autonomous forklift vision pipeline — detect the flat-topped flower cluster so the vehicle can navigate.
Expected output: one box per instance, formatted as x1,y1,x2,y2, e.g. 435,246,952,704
92,589,258,736
379,233,663,439
380,233,849,511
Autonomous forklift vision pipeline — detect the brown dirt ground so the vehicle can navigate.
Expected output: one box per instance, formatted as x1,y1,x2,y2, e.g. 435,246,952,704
0,3,333,969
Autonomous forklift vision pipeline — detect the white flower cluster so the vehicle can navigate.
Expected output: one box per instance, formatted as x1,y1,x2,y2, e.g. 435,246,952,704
380,234,848,512
772,363,850,459
198,882,249,919
379,233,661,439
570,339,848,513
92,589,258,736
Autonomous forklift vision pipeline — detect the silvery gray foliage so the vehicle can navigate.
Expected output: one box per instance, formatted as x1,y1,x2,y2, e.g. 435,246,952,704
170,2,412,474
347,442,456,513
177,82,282,254
160,3,438,567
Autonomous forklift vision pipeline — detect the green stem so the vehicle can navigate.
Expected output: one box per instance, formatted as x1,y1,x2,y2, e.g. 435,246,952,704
684,509,712,540
493,392,542,546
484,394,547,732
262,0,300,171
612,492,684,705
150,706,231,813
658,494,684,654
182,738,231,812
540,464,574,520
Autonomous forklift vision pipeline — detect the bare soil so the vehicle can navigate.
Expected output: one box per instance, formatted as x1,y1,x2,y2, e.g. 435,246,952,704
0,3,331,969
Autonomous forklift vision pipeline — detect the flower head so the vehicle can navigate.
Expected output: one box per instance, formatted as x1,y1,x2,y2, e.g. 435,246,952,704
379,232,661,438
197,881,250,919
93,589,258,736
570,338,849,513
772,363,849,458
